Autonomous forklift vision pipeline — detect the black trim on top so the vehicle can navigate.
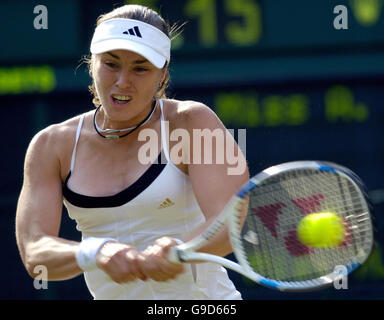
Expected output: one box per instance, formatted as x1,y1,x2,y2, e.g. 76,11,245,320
62,153,166,208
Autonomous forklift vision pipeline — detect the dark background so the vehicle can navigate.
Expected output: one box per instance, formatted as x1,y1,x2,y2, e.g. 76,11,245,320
1,0,383,299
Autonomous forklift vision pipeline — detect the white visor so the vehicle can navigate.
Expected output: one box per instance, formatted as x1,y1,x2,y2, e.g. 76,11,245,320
90,18,171,69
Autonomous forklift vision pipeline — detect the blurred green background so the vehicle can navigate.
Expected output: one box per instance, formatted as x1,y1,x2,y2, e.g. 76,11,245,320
1,0,383,299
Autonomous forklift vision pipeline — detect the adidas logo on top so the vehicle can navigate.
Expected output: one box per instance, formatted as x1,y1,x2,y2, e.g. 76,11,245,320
123,26,142,38
158,198,175,209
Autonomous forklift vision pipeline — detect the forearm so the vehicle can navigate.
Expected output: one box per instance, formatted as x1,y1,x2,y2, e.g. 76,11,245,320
24,236,82,281
184,219,233,258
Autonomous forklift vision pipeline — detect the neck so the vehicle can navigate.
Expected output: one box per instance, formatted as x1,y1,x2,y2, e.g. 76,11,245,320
94,100,158,140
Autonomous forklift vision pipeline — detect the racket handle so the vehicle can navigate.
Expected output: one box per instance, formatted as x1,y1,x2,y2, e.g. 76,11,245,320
167,247,182,263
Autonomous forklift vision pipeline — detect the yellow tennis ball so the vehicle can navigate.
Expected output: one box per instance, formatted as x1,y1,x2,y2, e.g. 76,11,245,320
297,212,346,248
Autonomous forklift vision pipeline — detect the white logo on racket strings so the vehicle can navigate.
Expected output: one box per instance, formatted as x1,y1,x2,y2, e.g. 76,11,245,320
243,230,259,245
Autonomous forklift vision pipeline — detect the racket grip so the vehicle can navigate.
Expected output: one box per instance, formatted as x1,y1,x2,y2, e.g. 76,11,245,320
167,247,182,263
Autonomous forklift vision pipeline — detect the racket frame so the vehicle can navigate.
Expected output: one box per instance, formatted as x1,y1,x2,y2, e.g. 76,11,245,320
169,161,374,292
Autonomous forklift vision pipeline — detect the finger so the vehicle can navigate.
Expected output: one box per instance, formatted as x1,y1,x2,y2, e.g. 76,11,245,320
140,240,185,281
155,236,177,250
148,255,185,279
115,274,137,284
125,251,148,281
158,259,185,276
139,257,173,282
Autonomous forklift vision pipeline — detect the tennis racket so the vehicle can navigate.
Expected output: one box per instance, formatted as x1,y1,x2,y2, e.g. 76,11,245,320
167,161,374,292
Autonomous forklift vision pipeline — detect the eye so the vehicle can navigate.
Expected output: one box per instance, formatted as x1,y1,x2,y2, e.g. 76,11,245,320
135,66,149,73
104,61,117,69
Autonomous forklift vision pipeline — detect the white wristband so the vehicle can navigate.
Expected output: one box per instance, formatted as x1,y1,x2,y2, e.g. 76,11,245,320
76,237,116,271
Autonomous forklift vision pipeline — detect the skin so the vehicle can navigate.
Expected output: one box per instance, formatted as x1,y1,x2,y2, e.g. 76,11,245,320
15,49,249,285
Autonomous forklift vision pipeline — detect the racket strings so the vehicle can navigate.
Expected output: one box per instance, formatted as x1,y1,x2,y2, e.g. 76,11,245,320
240,169,372,282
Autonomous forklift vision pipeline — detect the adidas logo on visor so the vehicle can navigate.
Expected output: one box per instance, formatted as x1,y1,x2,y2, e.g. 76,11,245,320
123,26,142,38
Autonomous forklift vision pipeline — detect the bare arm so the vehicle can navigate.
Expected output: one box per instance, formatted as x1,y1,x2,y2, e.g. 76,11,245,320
137,102,248,279
15,127,82,280
180,102,249,257
16,125,174,283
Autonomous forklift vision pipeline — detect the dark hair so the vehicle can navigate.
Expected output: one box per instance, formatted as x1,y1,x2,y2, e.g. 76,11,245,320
87,5,180,107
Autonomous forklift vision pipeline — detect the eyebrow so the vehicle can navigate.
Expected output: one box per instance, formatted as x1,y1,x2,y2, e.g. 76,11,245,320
105,52,149,64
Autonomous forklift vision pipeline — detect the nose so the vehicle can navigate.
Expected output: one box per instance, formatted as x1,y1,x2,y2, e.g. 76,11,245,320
116,69,133,90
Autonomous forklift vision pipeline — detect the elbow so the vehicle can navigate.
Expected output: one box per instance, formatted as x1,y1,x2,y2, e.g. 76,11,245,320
20,241,46,279
17,244,37,278
24,253,43,279
25,254,52,284
25,264,37,279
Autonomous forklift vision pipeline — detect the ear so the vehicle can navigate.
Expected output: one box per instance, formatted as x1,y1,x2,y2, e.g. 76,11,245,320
160,66,167,83
161,60,170,77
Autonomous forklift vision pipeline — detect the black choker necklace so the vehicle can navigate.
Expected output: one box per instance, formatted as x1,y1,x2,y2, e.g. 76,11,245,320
93,100,157,140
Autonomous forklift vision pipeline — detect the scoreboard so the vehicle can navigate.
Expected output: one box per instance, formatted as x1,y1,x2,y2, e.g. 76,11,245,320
1,0,384,91
1,0,384,58
1,0,384,299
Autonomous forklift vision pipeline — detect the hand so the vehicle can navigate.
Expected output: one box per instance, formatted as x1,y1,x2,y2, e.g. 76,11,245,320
96,242,147,283
140,237,185,282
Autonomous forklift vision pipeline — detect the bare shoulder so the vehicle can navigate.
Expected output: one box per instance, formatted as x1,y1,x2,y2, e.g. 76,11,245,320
25,112,91,176
163,99,223,130
28,113,87,152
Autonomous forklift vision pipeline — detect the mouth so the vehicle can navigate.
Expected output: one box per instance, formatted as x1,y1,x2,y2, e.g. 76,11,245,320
111,94,132,105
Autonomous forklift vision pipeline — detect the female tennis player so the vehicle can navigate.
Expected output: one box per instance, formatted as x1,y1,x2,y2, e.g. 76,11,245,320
16,4,248,300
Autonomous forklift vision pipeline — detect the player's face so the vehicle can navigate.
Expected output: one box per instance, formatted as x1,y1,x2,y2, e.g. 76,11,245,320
93,50,166,125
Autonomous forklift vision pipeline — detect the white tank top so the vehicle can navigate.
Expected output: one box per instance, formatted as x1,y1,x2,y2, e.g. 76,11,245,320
63,100,241,300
